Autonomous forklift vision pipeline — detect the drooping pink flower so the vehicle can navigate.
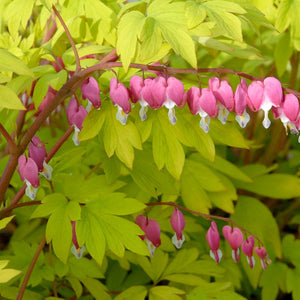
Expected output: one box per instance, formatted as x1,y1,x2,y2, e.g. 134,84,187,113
29,136,53,180
234,79,251,128
187,86,218,133
209,77,234,124
272,93,300,135
170,208,186,249
136,215,161,256
81,77,101,111
241,236,255,268
71,221,85,259
222,225,244,262
206,221,222,263
38,86,57,113
255,246,271,270
110,77,131,125
248,77,283,129
67,98,88,145
17,155,40,200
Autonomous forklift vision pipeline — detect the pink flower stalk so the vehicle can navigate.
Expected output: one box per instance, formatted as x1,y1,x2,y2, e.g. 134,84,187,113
209,77,234,124
222,225,244,262
28,136,53,180
187,86,218,133
71,221,85,259
67,98,88,146
248,77,283,129
206,221,222,263
17,155,40,200
110,77,131,125
254,246,271,270
136,215,161,257
234,79,251,128
272,93,300,135
241,236,255,268
81,77,101,111
170,208,186,249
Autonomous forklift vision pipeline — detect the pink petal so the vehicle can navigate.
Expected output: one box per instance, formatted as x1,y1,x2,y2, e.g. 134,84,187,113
23,157,40,188
150,76,167,109
199,88,218,118
206,221,220,251
170,208,185,240
222,225,244,250
29,136,47,172
234,79,248,115
144,219,161,247
241,236,255,257
81,77,101,109
166,77,185,106
263,77,283,107
110,77,131,114
130,75,144,103
283,94,299,123
187,87,201,115
247,81,264,111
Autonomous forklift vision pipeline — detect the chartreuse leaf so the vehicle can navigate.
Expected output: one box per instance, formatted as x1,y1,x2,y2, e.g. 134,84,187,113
67,277,83,299
275,0,292,32
32,70,67,107
209,119,249,148
185,1,206,29
69,256,104,279
80,278,111,300
275,33,293,76
0,260,22,283
286,268,300,299
0,215,15,230
234,173,300,199
0,86,25,110
282,234,300,267
114,286,147,300
149,286,185,300
79,109,105,141
175,108,215,162
117,10,145,72
0,49,34,77
103,101,142,169
152,109,185,180
147,0,197,67
0,286,43,300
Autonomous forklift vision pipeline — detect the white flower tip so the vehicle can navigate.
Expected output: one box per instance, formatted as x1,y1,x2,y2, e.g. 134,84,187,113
146,239,156,257
262,111,271,129
210,249,222,263
246,256,255,268
116,106,128,125
86,101,92,113
71,244,86,259
42,161,53,180
172,234,185,249
218,107,229,124
72,126,81,146
200,117,210,133
232,248,240,263
25,181,38,200
168,107,177,125
236,111,250,128
139,106,148,121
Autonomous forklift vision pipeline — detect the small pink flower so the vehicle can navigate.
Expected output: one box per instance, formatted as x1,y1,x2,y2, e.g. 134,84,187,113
71,221,85,259
234,79,250,128
17,155,40,200
170,208,186,249
187,87,218,133
209,77,234,124
136,215,161,256
206,221,222,263
272,93,300,135
255,246,271,270
29,136,53,180
222,225,244,262
81,77,101,111
110,77,131,125
67,98,88,145
241,236,255,268
248,77,283,129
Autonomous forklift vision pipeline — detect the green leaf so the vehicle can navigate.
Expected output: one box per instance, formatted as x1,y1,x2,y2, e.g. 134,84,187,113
282,234,300,267
150,286,185,300
69,256,104,279
0,260,22,283
0,49,34,77
67,277,83,299
152,109,185,180
114,286,147,300
274,33,293,76
185,1,207,29
80,278,111,300
79,109,105,141
0,215,15,230
286,268,300,299
276,0,292,32
0,85,25,110
234,174,300,199
117,11,146,72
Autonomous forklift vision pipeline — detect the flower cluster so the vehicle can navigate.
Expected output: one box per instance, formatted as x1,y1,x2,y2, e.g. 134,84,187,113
17,136,52,200
206,222,271,270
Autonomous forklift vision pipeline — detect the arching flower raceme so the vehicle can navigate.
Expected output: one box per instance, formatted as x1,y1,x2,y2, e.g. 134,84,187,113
206,221,222,263
234,79,251,128
187,87,218,133
17,155,40,200
170,207,186,249
255,246,271,270
81,77,101,112
110,77,131,125
67,98,88,146
272,93,300,135
241,236,255,268
222,225,244,262
71,221,85,259
136,215,161,257
209,77,234,124
248,77,283,129
29,135,53,180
